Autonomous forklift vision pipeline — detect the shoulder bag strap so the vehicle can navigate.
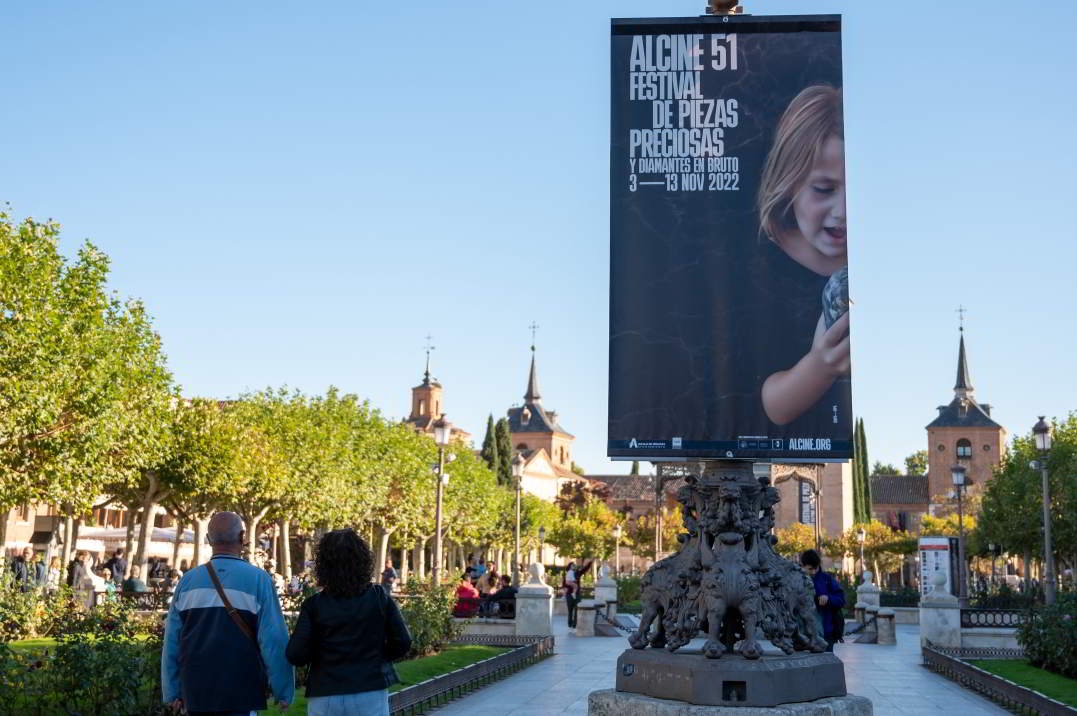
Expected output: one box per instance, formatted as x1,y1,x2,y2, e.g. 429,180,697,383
205,560,258,644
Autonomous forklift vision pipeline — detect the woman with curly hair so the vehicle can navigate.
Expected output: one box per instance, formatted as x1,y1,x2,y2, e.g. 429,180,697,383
286,528,412,716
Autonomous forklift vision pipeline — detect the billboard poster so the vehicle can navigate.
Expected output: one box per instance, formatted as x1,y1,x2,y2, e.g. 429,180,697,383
919,536,958,597
608,15,852,461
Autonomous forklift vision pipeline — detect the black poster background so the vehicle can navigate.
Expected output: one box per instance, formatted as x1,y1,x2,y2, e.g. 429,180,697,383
608,16,852,461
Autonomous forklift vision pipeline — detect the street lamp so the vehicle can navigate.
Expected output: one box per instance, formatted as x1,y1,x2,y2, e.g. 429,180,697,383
951,463,968,606
432,416,452,585
613,524,623,575
511,453,526,586
856,527,866,580
1033,416,1057,605
537,525,546,569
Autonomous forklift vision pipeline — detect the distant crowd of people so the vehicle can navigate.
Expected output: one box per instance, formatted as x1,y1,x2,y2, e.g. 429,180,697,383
6,545,186,606
452,557,518,619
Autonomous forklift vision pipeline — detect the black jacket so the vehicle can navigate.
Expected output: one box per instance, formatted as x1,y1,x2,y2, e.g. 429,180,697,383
285,585,412,697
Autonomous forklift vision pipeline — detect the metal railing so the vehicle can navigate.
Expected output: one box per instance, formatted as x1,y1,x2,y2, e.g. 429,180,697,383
922,644,1074,715
389,634,554,715
960,608,1031,629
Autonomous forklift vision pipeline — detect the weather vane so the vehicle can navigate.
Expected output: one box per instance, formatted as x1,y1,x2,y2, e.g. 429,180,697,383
423,334,435,381
529,321,539,352
706,0,743,15
956,306,967,333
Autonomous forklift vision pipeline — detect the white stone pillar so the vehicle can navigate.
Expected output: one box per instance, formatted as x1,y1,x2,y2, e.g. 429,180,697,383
919,572,961,648
514,562,554,637
594,564,618,621
575,599,600,637
876,608,896,645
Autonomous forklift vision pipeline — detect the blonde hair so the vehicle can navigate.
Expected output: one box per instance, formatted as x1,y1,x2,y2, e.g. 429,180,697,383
758,85,844,242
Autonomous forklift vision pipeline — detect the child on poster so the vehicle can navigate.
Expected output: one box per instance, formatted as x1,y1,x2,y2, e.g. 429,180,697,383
757,85,850,426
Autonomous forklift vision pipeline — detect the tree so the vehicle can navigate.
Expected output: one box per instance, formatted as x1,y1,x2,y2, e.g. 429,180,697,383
555,480,610,514
623,505,683,561
0,212,175,564
546,497,620,563
872,461,900,476
774,522,818,560
479,414,499,474
494,418,513,486
980,413,1077,576
826,520,915,579
630,461,640,475
852,418,873,522
904,450,929,476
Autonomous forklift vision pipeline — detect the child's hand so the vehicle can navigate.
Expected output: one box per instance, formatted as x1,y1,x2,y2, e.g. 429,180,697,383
811,311,850,377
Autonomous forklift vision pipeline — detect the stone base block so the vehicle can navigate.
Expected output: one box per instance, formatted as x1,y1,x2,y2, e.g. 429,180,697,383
590,689,872,715
615,649,848,707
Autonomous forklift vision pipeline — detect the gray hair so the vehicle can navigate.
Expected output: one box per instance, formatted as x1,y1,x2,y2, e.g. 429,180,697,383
207,512,245,546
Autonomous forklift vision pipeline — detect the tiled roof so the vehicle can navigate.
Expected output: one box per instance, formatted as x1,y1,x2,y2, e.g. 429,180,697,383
589,474,685,502
870,474,929,505
507,403,573,437
925,397,1002,430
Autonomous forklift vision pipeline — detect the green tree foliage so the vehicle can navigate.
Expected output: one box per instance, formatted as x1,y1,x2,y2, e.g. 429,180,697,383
980,413,1077,566
546,496,619,562
494,418,513,486
0,212,174,557
872,461,900,475
852,419,873,523
624,504,684,561
479,414,498,473
774,522,818,559
904,450,929,476
826,520,915,578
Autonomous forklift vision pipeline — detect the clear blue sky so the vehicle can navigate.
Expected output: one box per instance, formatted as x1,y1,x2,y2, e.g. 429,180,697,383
4,0,1075,476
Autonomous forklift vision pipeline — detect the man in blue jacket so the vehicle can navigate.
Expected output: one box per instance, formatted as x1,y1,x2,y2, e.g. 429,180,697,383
800,549,845,652
162,511,294,714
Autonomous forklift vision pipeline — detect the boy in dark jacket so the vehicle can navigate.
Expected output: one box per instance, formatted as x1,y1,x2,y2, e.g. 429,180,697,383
800,549,845,652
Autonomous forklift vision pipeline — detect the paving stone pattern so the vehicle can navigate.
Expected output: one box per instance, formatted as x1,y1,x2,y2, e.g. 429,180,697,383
431,623,1008,716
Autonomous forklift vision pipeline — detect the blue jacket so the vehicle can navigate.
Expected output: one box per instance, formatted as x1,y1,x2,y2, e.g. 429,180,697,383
162,554,294,711
811,570,846,641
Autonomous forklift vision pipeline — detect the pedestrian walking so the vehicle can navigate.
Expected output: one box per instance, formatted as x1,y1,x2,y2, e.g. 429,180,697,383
286,528,412,716
161,511,294,715
380,558,398,593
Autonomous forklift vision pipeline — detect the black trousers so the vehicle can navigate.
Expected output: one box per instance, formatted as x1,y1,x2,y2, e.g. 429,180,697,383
566,593,580,627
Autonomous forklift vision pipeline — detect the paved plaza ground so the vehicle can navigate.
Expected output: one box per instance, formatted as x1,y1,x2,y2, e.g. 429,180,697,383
434,621,1008,716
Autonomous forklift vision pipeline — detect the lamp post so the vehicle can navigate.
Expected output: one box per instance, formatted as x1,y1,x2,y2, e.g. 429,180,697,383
537,525,546,570
1033,417,1058,606
951,463,968,606
856,527,866,580
613,524,623,575
511,453,525,586
432,416,452,585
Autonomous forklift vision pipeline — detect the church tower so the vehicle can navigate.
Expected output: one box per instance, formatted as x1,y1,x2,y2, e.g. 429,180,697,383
506,344,576,470
925,327,1006,500
405,340,470,442
407,344,443,432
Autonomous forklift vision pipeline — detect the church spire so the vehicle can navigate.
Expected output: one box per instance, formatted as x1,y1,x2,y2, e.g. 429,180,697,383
422,334,435,386
524,322,541,404
954,320,973,401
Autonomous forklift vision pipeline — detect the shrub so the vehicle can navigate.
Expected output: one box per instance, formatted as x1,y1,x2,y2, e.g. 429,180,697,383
1017,592,1077,678
614,575,641,605
0,628,165,715
0,580,83,641
397,580,461,657
970,583,1040,610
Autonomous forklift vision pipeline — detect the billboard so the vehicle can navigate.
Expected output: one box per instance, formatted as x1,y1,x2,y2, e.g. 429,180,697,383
608,15,852,461
919,537,960,598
